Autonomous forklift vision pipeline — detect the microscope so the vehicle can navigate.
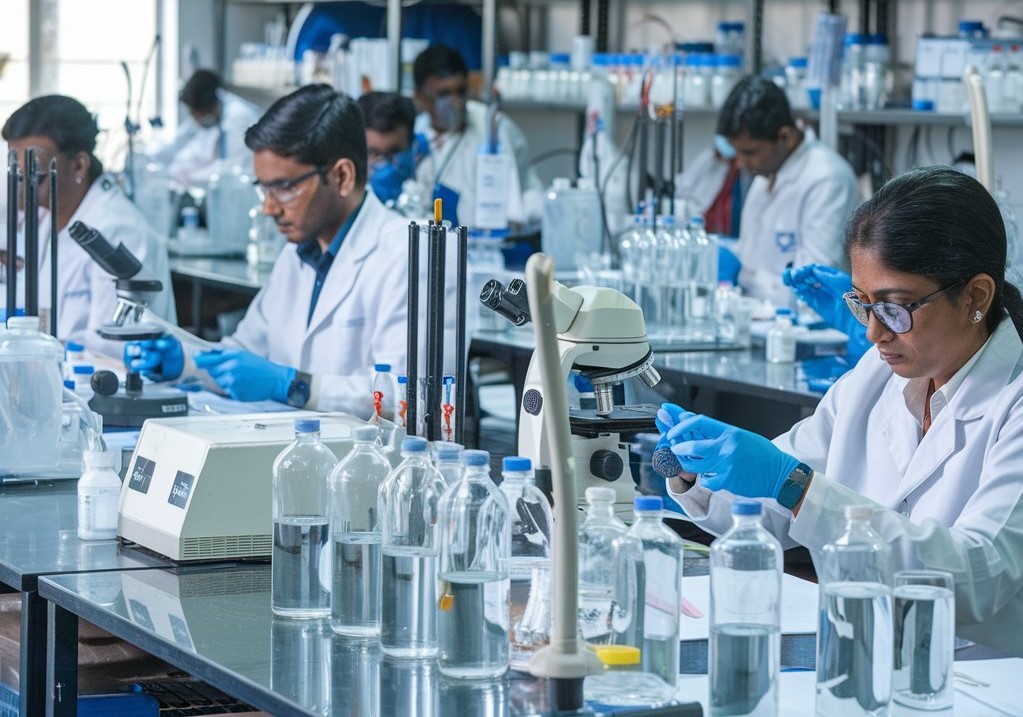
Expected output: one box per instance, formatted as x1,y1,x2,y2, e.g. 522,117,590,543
482,277,660,517
68,220,188,426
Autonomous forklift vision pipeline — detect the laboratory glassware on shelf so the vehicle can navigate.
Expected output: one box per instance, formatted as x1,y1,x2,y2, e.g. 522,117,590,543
436,449,511,679
709,499,783,717
432,441,464,486
816,505,894,716
378,436,446,657
271,418,338,618
499,456,553,670
329,425,391,636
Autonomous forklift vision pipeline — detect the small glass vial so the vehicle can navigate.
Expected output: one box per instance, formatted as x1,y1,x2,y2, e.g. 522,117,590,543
78,449,122,540
766,307,796,363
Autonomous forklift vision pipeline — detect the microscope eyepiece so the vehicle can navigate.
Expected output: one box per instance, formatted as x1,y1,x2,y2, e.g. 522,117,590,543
479,278,531,326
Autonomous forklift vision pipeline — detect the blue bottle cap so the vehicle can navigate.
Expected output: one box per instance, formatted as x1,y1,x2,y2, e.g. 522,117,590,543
434,441,463,460
353,426,379,442
732,499,762,516
634,495,663,512
788,57,808,68
72,364,94,374
502,456,531,472
776,307,795,317
463,450,490,467
396,374,408,384
374,363,391,372
295,418,320,433
66,341,84,352
912,99,935,112
63,379,75,390
401,436,428,452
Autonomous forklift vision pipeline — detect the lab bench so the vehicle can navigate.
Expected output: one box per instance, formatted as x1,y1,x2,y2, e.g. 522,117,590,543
0,481,172,717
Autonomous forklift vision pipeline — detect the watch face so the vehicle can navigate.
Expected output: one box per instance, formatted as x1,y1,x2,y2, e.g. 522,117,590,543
287,380,310,407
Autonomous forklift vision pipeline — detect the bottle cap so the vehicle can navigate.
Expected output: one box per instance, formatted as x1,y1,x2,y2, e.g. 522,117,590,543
585,486,616,503
462,449,490,467
434,442,463,460
844,504,873,521
374,363,391,372
634,495,663,512
502,456,531,472
72,364,95,374
401,436,428,453
66,341,85,352
912,99,935,112
788,57,808,68
592,644,641,666
294,418,320,434
353,426,379,442
776,307,795,317
7,316,40,331
83,450,117,469
732,499,762,516
64,379,75,390
396,374,408,385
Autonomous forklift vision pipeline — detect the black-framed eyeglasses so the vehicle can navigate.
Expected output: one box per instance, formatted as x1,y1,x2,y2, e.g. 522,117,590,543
252,167,325,204
843,280,966,334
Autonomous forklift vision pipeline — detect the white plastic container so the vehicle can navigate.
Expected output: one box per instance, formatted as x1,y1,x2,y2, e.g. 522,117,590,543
77,449,122,541
766,307,796,363
711,55,743,107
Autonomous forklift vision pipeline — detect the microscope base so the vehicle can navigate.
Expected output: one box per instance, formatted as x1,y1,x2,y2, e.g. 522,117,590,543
89,387,188,428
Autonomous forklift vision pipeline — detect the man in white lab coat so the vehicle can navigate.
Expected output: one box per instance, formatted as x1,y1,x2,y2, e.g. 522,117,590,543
147,69,263,187
718,75,860,305
129,85,410,417
412,45,543,228
1,95,175,355
657,167,1023,657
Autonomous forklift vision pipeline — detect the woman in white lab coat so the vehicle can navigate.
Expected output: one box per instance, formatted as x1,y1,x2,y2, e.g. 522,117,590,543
127,85,411,418
1,95,175,356
658,166,1023,657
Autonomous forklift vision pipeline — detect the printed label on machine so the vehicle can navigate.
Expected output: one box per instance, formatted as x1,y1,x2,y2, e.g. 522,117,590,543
168,471,196,509
128,457,156,494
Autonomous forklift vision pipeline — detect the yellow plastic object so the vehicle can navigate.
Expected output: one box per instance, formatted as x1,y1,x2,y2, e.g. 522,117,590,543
434,198,443,223
591,644,641,666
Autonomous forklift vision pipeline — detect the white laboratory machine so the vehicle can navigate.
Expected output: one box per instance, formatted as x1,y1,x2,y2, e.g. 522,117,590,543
118,412,363,561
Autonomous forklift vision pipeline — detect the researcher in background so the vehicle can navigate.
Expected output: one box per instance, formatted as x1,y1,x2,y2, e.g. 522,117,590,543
0,95,175,355
658,167,1023,657
356,91,428,207
674,138,747,238
147,68,262,187
718,75,859,305
127,85,410,416
412,44,543,227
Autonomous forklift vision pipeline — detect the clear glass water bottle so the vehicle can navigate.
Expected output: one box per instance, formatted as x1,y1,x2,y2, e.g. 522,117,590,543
709,499,782,716
766,307,796,363
578,486,639,645
378,436,447,657
329,425,391,636
371,363,394,423
687,216,718,341
500,456,553,670
816,505,894,717
437,449,511,678
625,495,683,692
271,418,338,618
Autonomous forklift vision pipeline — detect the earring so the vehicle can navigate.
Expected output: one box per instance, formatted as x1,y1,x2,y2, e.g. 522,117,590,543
971,310,983,324
74,176,82,185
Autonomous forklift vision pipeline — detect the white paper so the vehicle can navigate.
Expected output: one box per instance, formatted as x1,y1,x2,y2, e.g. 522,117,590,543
680,573,819,642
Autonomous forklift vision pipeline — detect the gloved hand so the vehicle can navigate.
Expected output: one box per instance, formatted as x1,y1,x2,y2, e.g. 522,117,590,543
783,263,871,364
193,349,296,403
663,412,799,500
124,335,184,382
654,402,689,451
718,244,741,285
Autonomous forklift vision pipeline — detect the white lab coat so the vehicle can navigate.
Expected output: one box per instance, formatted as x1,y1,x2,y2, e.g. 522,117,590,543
147,91,263,187
192,191,412,417
736,128,860,304
414,100,543,227
670,318,1023,656
675,148,732,220
0,174,176,357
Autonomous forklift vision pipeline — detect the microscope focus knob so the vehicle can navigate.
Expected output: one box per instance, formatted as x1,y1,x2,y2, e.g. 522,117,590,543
590,449,624,482
522,389,543,416
90,370,120,397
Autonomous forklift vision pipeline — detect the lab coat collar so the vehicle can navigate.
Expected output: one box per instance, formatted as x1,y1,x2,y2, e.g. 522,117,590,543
770,127,817,193
883,317,1021,503
304,190,385,337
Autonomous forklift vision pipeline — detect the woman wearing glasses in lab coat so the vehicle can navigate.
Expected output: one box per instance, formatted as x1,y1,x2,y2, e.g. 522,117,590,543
658,166,1023,657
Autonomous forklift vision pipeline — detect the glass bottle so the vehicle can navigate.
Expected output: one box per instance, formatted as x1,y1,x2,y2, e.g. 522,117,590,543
766,307,796,363
709,499,782,716
625,496,683,692
816,505,894,717
432,441,464,486
578,486,638,645
436,449,511,678
378,436,446,657
329,425,391,636
371,363,394,423
499,456,553,670
271,418,338,618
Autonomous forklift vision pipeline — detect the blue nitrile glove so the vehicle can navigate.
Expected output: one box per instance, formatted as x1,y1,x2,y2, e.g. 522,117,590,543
192,349,296,402
783,263,871,363
664,413,799,499
654,402,690,450
718,244,741,284
124,336,184,382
